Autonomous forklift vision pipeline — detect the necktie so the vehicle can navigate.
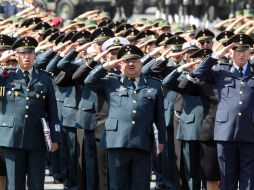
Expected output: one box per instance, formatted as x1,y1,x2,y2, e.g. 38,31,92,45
239,67,243,77
23,71,30,85
129,78,136,89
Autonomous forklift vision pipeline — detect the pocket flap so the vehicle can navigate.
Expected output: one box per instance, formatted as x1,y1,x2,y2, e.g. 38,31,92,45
78,100,94,110
105,118,118,131
181,114,195,124
220,78,234,87
64,98,77,108
216,109,228,122
0,115,15,127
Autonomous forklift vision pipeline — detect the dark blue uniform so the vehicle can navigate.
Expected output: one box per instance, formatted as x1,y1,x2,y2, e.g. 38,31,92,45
193,56,254,190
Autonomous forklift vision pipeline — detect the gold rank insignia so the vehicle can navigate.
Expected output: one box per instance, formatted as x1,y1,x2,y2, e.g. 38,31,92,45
43,95,46,99
14,91,19,97
36,94,40,98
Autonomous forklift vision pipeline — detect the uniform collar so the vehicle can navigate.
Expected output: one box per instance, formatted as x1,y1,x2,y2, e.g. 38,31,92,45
233,61,248,74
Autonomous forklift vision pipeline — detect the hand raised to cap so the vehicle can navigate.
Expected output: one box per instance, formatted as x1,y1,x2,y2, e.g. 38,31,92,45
93,46,119,62
104,58,124,70
149,46,164,57
0,51,16,64
177,60,201,72
166,50,186,59
53,41,70,52
76,41,95,52
62,42,79,54
213,43,236,59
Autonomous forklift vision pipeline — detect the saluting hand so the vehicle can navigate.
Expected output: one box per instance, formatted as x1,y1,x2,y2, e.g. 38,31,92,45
51,142,59,152
213,43,236,59
177,60,200,72
157,144,164,155
76,41,95,52
104,58,124,70
93,46,120,62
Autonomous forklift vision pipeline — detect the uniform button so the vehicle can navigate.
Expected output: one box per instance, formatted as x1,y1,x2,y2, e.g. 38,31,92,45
133,110,136,114
26,88,29,92
238,112,242,116
67,104,70,107
241,81,244,84
26,106,29,109
3,123,5,126
82,108,85,111
25,115,28,118
133,90,137,94
26,97,29,100
240,91,243,95
57,98,60,101
132,121,135,125
133,100,136,103
239,101,243,105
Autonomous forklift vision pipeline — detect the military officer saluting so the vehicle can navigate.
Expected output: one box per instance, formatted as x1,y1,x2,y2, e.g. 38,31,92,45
0,37,59,190
84,45,166,190
192,34,254,190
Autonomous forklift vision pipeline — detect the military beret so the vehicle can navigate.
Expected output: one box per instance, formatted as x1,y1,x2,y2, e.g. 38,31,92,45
123,28,140,40
132,17,148,26
216,31,235,45
135,30,157,42
48,31,64,42
166,35,186,51
171,25,184,35
12,36,38,53
99,11,111,20
190,48,213,59
51,16,63,27
117,45,144,60
195,28,214,41
115,23,133,34
61,31,78,43
90,27,114,44
98,19,112,27
0,34,14,51
55,34,66,45
84,19,98,29
33,22,51,31
101,37,130,51
157,20,171,29
71,30,91,44
155,33,173,46
42,28,60,40
153,18,166,26
227,33,254,50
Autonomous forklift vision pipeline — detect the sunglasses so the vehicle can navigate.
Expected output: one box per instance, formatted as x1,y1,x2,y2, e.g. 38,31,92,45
200,40,212,45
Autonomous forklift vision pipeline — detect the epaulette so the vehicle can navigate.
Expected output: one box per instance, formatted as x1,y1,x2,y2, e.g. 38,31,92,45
106,72,120,77
38,69,52,77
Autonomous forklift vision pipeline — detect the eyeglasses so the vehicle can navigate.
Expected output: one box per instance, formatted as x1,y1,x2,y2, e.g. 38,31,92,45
200,40,212,45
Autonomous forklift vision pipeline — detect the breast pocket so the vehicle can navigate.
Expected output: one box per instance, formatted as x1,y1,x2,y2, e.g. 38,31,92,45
110,91,128,107
78,100,95,112
220,79,235,98
5,84,21,101
34,85,48,100
143,90,156,102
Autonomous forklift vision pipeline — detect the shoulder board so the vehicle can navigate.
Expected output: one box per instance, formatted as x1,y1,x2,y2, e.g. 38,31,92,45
146,76,162,82
38,69,52,76
106,72,121,77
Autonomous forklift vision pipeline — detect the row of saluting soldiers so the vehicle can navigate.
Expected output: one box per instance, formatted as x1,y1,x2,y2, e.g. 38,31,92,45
0,7,254,190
